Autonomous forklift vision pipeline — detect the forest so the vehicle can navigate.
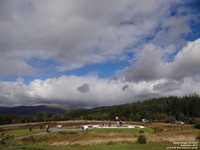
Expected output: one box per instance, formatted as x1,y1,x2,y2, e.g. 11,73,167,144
0,94,200,125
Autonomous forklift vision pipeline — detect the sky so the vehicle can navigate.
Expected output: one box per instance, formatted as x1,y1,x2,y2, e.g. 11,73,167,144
0,0,200,108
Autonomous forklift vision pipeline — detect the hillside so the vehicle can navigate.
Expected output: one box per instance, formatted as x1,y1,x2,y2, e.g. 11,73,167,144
1,94,200,125
0,104,77,115
67,94,200,123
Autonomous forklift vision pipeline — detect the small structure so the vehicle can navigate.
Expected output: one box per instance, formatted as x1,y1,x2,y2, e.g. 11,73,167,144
142,119,149,123
81,124,144,130
175,120,184,124
57,125,62,129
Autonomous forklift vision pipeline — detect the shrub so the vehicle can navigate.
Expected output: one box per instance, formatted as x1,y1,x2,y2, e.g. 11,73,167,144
107,141,115,145
39,125,43,129
189,117,196,124
196,134,200,141
194,123,200,129
137,135,147,144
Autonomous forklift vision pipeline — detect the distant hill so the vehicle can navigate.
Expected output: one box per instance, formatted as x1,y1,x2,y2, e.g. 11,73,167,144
0,105,77,115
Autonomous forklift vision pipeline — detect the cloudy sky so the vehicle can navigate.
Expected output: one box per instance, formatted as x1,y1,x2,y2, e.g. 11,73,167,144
0,0,200,107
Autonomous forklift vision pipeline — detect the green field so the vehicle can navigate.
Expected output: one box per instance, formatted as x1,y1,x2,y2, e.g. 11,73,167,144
4,128,44,137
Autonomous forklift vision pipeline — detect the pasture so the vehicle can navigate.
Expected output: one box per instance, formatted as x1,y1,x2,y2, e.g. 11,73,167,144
0,121,199,150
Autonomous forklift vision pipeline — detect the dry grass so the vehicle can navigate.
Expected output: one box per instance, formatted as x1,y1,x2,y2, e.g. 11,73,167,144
146,123,200,143
5,121,200,148
50,137,136,146
11,131,138,147
49,133,137,146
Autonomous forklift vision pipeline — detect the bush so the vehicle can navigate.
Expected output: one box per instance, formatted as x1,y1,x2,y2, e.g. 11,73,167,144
194,123,200,129
39,125,43,129
189,117,196,124
137,135,147,144
196,134,200,141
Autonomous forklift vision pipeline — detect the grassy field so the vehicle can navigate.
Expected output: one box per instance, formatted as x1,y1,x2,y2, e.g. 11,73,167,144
5,128,44,137
7,142,200,150
0,125,44,138
0,121,199,150
14,143,174,150
83,127,153,134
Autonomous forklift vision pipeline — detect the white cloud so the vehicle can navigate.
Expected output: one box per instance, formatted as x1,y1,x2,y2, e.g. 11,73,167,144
1,56,200,108
0,0,200,107
153,15,192,48
0,57,35,75
0,0,193,74
168,39,200,80
124,44,165,81
124,39,200,81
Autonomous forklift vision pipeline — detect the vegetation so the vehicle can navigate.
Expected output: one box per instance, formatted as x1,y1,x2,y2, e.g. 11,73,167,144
0,94,200,125
1,143,180,150
196,134,200,141
83,127,153,134
137,135,147,144
0,121,199,150
0,125,44,140
6,128,43,137
1,95,199,149
194,122,200,129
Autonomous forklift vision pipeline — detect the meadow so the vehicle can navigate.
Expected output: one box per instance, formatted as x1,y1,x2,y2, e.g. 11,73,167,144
0,121,199,150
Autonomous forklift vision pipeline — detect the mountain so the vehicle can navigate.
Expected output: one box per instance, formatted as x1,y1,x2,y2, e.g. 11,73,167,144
0,105,77,115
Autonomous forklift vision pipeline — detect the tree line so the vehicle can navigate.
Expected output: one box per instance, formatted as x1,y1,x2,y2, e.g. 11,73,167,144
0,94,200,125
